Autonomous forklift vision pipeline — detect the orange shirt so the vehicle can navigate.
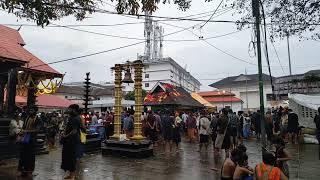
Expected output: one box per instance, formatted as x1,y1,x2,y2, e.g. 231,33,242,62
256,162,281,180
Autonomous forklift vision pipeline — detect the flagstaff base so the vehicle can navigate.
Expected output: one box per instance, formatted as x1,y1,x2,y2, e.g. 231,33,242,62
83,133,102,153
101,139,153,158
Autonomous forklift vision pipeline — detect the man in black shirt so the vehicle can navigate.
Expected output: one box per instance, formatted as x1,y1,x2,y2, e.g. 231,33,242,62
287,109,299,144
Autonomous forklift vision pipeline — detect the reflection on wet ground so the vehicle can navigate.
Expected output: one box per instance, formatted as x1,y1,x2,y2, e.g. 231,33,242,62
0,139,319,180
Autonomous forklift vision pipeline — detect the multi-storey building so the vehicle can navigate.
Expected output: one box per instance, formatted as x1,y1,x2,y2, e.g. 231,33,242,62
141,57,201,92
274,69,320,100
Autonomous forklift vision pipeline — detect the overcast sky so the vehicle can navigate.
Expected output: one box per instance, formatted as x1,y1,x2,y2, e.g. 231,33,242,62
1,1,320,91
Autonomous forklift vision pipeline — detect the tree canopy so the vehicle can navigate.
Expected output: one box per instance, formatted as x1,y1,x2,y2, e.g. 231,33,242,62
124,89,147,101
0,0,191,26
227,0,320,40
1,0,320,40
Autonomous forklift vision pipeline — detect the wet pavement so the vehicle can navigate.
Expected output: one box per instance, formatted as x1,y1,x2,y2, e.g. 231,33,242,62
0,138,319,180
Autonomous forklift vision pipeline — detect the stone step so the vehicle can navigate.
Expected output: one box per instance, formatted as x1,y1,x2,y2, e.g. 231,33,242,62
83,138,101,154
0,118,11,126
0,126,9,135
86,133,99,139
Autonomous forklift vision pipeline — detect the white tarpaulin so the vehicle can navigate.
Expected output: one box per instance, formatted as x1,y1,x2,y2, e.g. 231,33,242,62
289,93,320,110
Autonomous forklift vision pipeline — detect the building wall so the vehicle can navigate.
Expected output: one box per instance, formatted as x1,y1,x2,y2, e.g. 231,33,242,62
219,83,273,110
141,60,201,92
211,101,243,112
97,95,113,101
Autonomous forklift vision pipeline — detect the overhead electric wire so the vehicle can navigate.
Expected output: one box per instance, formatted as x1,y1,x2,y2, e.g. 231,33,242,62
268,32,286,75
93,7,320,26
162,22,257,66
3,2,320,26
9,3,231,70
260,0,275,99
99,0,232,22
29,41,145,69
0,22,145,27
200,0,225,28
46,8,233,42
1,8,233,42
28,20,213,69
50,23,145,40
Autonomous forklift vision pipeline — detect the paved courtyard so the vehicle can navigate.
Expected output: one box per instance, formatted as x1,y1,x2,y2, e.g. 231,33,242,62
0,139,319,180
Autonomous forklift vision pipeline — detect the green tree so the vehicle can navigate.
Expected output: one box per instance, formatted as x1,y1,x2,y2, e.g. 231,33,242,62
226,0,320,40
0,0,190,26
124,89,147,101
2,0,319,40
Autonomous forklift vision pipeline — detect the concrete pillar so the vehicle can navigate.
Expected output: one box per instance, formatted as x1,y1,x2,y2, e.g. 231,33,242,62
6,68,17,118
0,75,7,114
27,77,37,109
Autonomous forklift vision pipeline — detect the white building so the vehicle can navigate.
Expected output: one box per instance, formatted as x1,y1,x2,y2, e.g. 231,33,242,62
209,74,274,111
141,57,201,92
55,82,115,106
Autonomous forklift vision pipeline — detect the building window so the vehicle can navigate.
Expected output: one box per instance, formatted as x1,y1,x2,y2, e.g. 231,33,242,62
266,94,274,101
145,74,149,78
145,83,149,87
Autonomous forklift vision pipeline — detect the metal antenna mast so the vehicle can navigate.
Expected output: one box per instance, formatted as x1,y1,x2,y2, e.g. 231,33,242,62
144,11,153,61
143,12,164,61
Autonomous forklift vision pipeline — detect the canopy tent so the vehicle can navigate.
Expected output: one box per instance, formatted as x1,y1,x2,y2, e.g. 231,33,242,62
89,99,135,108
289,93,320,128
144,82,203,109
191,92,215,108
289,93,320,111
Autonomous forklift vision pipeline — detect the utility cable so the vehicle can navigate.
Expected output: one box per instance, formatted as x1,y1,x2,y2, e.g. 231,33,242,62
50,23,145,40
47,16,240,42
260,0,276,100
0,22,145,27
162,22,257,66
4,3,320,26
266,32,286,75
0,4,232,71
200,0,225,28
28,22,211,69
29,41,145,68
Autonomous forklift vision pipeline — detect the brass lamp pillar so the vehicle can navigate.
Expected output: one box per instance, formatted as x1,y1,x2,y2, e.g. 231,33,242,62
130,60,145,140
110,64,123,139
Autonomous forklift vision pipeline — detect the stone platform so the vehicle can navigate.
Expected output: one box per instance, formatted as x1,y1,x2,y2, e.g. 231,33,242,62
83,133,101,153
102,139,153,158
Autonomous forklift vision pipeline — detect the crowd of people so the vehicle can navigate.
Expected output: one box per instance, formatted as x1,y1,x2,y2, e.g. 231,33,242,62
8,105,85,179
6,104,320,180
